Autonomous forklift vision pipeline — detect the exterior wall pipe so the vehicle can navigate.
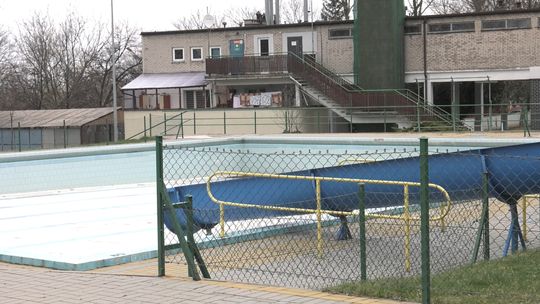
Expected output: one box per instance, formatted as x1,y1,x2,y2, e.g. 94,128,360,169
423,18,428,106
304,0,308,22
275,0,280,24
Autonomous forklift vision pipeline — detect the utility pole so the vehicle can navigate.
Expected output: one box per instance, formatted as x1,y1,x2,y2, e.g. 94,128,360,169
111,0,118,142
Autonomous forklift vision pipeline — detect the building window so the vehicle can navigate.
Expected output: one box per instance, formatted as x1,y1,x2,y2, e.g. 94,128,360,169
172,48,184,62
404,24,421,34
259,39,269,56
191,47,203,61
428,23,451,32
428,22,474,33
450,22,475,32
482,18,531,31
507,18,531,29
184,90,210,109
329,28,353,39
210,47,221,58
482,19,506,30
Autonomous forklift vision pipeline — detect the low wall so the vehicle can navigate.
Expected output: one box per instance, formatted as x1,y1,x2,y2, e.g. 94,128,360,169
124,108,332,139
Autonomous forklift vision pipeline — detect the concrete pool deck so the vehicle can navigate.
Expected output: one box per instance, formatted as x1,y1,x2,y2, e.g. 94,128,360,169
0,262,415,304
0,183,157,270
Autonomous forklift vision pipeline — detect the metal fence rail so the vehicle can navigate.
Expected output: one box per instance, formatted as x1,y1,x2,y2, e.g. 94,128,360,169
157,137,540,300
126,104,536,141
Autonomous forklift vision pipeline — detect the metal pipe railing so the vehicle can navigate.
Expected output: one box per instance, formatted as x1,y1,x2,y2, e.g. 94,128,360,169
206,170,452,269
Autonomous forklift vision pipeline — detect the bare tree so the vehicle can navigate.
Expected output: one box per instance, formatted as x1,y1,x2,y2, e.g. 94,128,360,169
407,0,436,16
173,7,260,30
89,21,142,107
15,13,59,109
56,13,105,108
223,7,260,27
321,0,351,21
173,9,208,30
2,12,142,111
431,0,465,14
432,0,539,13
0,29,9,74
281,0,305,23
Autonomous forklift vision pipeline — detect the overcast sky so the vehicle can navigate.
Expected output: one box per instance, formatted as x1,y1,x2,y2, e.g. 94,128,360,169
0,0,322,32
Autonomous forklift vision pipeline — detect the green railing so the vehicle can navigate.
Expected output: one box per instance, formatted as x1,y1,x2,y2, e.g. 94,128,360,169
126,111,189,141
287,52,469,131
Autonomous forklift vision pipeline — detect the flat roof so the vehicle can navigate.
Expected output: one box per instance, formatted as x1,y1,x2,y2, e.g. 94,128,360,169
141,8,540,36
141,20,353,36
0,108,118,129
121,72,206,90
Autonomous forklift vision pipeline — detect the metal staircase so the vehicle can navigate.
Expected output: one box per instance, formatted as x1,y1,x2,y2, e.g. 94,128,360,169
287,52,471,131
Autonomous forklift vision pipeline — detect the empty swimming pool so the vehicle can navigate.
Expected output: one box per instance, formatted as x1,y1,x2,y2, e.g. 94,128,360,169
1,135,536,270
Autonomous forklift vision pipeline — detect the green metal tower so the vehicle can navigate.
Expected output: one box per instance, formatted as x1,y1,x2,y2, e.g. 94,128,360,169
353,0,405,89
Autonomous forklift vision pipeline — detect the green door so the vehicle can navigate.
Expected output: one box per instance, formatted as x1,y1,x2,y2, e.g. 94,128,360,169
229,39,244,57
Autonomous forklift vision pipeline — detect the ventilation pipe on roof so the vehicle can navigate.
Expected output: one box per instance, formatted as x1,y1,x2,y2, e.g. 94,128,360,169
304,0,309,22
275,0,280,24
265,0,274,25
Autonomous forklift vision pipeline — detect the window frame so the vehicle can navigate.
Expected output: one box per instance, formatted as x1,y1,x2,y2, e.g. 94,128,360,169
481,18,531,31
209,47,221,58
506,18,531,29
184,89,210,109
328,28,353,39
172,47,185,62
404,24,422,35
428,21,475,34
450,21,475,32
191,47,203,61
259,39,270,56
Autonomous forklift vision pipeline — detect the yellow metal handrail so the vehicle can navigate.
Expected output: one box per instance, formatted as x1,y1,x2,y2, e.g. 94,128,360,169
206,171,452,269
522,194,539,241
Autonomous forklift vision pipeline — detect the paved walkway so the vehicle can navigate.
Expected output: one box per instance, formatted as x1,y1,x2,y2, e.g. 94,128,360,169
0,263,414,304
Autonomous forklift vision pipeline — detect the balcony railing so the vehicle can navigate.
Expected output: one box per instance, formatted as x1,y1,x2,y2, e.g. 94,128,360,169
206,54,289,75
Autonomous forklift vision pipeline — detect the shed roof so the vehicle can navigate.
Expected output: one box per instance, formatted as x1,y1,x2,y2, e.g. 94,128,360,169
121,72,206,90
0,108,118,129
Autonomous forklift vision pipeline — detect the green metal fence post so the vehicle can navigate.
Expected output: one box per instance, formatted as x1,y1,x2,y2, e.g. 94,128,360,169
193,112,197,135
483,172,490,260
416,86,421,132
317,111,321,133
10,113,14,151
285,111,289,132
420,137,430,304
180,112,184,138
107,120,110,145
162,192,200,280
164,113,167,136
223,112,227,134
143,116,147,142
155,136,165,277
358,183,367,281
149,114,153,137
184,195,210,279
254,111,257,134
17,122,21,152
383,109,387,133
472,171,490,264
63,120,67,149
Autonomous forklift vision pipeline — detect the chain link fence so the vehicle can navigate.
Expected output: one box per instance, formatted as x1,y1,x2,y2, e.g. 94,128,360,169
157,138,540,295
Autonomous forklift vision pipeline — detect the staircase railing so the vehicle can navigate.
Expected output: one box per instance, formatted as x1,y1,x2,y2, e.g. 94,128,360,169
287,52,469,130
126,111,189,140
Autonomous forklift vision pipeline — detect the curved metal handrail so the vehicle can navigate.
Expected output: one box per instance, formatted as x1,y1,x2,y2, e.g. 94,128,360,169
206,170,452,269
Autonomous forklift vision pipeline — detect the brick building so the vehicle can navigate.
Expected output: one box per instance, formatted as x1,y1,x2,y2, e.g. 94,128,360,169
122,6,540,131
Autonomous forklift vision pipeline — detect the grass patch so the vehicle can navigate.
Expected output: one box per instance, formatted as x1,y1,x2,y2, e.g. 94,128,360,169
326,249,540,304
